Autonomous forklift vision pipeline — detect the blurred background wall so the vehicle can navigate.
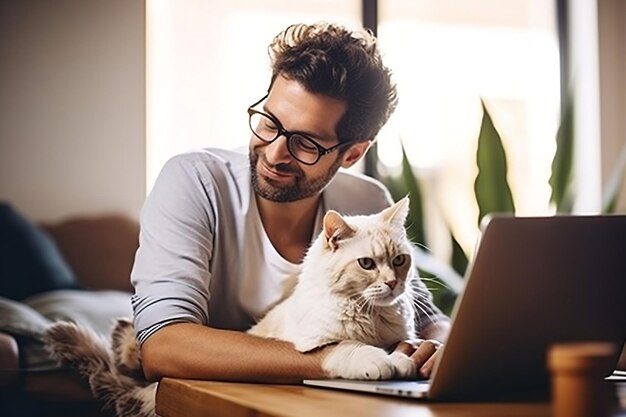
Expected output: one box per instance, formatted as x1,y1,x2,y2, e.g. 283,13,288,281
597,0,626,211
0,0,145,222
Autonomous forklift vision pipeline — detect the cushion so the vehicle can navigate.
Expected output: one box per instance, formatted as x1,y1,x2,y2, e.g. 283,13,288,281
40,215,139,292
0,297,55,369
0,290,132,370
0,203,80,301
23,290,132,334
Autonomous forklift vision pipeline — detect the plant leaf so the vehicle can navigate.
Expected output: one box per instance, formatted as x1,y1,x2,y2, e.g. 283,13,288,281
450,232,468,277
397,141,426,246
474,100,516,224
378,149,425,245
549,93,575,212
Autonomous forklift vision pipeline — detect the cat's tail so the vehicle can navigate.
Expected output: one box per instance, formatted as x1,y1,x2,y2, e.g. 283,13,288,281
43,321,119,406
42,320,157,417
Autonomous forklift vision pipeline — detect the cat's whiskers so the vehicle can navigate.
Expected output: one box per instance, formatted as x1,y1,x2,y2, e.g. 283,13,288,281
345,290,385,318
411,241,456,291
404,278,439,329
348,293,372,314
417,275,453,291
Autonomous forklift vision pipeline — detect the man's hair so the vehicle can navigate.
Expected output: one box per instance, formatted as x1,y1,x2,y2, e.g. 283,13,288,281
268,22,398,143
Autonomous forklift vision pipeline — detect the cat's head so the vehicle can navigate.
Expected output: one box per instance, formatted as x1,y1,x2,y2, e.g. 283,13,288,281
315,196,414,307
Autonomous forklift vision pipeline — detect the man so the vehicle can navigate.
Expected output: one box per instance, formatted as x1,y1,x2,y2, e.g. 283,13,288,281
131,22,450,383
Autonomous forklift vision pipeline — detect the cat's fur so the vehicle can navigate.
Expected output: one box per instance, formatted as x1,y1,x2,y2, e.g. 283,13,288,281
43,197,427,417
43,319,156,417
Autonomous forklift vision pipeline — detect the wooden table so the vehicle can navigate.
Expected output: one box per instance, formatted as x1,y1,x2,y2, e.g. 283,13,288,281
155,378,557,417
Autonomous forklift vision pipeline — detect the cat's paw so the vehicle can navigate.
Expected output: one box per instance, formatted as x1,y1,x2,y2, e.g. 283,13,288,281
389,351,418,379
323,341,395,380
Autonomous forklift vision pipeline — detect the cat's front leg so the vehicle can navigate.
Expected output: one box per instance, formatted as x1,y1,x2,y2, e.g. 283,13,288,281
322,341,396,380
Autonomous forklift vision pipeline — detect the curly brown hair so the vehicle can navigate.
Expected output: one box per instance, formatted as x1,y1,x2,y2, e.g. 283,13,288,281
268,22,398,143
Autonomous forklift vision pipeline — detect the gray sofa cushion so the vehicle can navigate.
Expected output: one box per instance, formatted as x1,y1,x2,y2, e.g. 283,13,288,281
0,289,131,370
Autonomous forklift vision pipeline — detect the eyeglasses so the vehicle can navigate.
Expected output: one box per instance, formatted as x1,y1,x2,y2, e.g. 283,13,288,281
247,94,353,166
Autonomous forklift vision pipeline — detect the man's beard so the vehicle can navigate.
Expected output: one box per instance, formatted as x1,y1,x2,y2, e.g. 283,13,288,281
249,147,342,202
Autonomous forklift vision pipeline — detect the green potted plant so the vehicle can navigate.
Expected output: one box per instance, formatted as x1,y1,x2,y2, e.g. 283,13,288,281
379,97,625,315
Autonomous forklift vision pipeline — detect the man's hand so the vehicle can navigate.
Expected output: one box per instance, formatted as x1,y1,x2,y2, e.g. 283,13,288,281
393,339,443,378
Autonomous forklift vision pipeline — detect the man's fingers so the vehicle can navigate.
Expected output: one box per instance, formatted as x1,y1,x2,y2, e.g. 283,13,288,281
419,348,441,378
409,340,442,375
393,339,443,378
409,340,437,365
393,341,417,357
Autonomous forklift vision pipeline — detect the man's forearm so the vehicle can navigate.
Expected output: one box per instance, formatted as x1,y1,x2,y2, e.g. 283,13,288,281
140,322,329,383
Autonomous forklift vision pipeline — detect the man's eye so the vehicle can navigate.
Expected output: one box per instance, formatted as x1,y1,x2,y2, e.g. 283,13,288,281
358,257,376,270
262,119,279,132
293,136,318,153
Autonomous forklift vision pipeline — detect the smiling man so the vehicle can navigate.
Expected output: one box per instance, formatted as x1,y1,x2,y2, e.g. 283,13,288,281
131,22,449,383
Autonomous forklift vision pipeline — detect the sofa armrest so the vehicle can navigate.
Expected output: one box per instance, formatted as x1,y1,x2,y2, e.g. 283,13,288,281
0,331,19,388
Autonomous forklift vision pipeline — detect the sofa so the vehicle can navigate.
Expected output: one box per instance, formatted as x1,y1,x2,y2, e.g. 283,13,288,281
0,203,139,417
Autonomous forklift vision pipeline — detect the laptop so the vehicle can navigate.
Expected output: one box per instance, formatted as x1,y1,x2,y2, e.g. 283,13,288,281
304,214,626,401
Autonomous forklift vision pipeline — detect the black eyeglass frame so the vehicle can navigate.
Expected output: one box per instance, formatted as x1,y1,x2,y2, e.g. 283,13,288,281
247,94,356,166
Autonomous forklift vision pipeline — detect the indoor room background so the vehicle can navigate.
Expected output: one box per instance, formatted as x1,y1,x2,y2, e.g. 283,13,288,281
1,0,624,266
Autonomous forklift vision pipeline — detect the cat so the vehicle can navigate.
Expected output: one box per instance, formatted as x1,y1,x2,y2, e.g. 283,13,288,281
43,196,431,417
248,195,420,379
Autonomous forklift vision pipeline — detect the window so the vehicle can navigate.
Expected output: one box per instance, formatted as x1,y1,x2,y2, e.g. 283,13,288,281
376,0,560,257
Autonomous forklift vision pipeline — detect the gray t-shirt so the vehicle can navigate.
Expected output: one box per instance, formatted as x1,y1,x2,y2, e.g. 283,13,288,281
131,148,446,345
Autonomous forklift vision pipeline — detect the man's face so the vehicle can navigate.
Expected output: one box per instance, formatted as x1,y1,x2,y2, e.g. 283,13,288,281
249,76,352,203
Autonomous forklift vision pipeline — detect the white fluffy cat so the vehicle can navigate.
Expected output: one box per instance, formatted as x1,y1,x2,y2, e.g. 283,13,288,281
248,195,419,379
43,196,428,417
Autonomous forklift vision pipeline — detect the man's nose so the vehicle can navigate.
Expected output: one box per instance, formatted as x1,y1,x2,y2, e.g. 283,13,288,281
264,135,293,165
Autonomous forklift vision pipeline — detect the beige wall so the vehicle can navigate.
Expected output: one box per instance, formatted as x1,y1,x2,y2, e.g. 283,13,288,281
598,0,626,212
0,0,145,222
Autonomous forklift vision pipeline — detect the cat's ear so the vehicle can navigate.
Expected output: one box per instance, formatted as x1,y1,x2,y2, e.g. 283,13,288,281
381,196,410,229
323,211,356,251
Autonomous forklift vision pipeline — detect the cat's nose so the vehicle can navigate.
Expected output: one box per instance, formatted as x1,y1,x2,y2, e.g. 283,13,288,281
385,279,397,290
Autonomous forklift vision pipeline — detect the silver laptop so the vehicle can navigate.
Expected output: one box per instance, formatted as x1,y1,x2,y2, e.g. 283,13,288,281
304,215,626,401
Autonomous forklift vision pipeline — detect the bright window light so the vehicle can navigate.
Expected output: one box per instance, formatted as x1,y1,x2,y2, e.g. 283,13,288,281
377,0,561,256
146,0,359,192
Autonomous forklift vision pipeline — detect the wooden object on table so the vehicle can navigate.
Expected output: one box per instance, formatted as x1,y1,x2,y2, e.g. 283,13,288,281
548,342,617,417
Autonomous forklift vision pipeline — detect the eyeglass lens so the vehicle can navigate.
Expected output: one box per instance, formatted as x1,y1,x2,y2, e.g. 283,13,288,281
249,112,320,164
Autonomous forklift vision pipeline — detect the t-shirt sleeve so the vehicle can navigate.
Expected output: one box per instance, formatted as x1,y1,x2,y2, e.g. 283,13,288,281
130,154,216,345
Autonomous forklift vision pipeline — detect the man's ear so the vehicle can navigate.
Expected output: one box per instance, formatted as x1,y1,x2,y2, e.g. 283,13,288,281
340,140,372,169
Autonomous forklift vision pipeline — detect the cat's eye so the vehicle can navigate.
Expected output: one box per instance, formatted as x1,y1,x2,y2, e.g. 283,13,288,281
358,257,376,270
392,254,407,267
